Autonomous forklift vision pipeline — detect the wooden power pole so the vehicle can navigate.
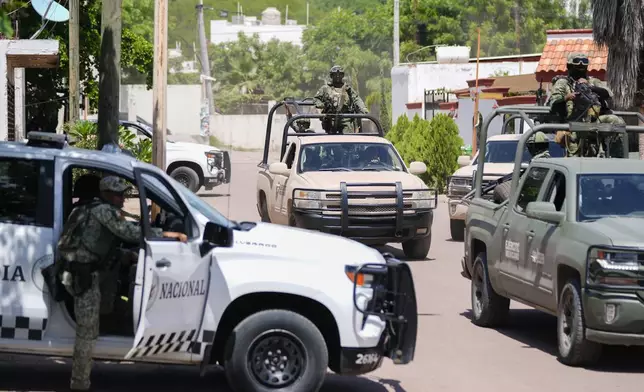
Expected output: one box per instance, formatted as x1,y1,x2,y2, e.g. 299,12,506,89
97,0,123,149
152,0,168,170
69,0,80,123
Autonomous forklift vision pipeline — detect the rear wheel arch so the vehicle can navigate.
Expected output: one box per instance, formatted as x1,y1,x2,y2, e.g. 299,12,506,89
210,292,342,371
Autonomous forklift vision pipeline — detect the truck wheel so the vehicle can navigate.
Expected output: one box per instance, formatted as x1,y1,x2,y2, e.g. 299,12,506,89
224,309,328,392
493,181,512,204
557,280,602,366
259,193,271,223
170,166,200,193
450,219,465,241
471,253,509,327
402,233,431,259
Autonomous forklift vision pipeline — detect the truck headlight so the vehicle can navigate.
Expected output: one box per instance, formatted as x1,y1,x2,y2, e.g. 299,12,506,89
409,190,435,209
345,265,374,288
293,190,322,209
205,151,222,172
587,247,641,287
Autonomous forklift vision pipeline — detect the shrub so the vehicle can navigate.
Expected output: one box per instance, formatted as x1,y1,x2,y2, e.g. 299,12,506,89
65,120,152,163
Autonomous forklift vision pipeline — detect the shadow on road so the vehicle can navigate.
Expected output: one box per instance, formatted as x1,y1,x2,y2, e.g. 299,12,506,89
460,309,644,373
0,355,401,392
196,192,230,198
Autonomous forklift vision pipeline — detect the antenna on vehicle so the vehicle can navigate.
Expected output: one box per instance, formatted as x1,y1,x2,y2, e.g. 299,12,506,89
29,0,70,39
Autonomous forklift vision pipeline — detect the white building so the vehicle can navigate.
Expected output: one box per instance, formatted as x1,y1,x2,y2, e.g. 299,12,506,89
210,7,305,46
169,42,199,74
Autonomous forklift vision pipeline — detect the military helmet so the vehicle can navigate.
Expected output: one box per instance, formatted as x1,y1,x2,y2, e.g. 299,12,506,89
527,131,548,144
329,65,344,75
296,118,310,128
567,52,589,67
100,176,132,194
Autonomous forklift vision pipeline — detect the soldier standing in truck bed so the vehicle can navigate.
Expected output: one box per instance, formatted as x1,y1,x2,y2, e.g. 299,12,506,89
314,65,368,134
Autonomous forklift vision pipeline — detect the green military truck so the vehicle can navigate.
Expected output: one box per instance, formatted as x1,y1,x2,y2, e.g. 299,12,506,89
462,105,644,366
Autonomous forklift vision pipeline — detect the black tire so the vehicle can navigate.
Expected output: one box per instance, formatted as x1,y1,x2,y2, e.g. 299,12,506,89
450,219,465,241
170,166,200,193
288,210,296,227
402,233,431,259
223,309,328,392
470,252,510,327
493,181,512,204
557,280,603,366
259,193,271,223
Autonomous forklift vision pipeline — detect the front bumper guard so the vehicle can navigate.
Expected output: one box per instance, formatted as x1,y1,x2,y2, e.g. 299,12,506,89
352,253,418,364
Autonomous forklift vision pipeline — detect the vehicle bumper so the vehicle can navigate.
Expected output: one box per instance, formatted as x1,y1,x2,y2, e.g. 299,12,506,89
344,255,417,374
583,289,644,345
292,209,433,245
204,151,231,190
448,198,468,221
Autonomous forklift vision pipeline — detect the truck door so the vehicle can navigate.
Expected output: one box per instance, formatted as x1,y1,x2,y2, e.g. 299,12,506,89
498,166,550,298
126,167,215,361
527,169,566,309
272,143,296,224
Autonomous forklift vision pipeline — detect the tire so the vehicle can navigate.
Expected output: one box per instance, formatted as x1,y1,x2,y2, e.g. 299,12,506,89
557,280,603,366
402,232,431,259
493,181,512,204
259,193,271,223
450,219,465,241
170,166,200,193
288,210,296,227
470,252,510,327
223,309,328,392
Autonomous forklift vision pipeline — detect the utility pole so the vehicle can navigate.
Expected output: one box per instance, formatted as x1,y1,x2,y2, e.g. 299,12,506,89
97,0,123,149
69,0,80,123
393,0,400,66
152,0,168,170
514,2,522,73
196,0,215,115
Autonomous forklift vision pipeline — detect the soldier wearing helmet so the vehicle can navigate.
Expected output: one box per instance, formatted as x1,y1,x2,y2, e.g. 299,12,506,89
313,65,368,134
548,52,625,157
527,131,551,160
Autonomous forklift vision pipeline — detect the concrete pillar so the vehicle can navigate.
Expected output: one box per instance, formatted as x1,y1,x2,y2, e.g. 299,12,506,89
14,67,25,140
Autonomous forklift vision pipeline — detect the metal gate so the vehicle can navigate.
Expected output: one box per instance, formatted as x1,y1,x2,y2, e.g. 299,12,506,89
7,78,15,141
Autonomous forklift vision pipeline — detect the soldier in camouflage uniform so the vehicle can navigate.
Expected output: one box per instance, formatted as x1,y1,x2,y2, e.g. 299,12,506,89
57,176,187,391
548,52,625,158
527,131,551,160
314,65,368,134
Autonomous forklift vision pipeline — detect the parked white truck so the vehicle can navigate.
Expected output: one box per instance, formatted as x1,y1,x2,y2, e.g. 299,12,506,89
256,99,438,259
447,133,565,241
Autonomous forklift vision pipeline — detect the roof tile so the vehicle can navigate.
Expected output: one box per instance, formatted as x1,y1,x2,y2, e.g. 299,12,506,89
536,36,608,75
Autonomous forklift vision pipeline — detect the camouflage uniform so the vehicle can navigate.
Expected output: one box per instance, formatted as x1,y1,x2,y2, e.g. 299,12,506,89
58,176,162,391
527,132,551,160
314,65,368,134
547,52,625,158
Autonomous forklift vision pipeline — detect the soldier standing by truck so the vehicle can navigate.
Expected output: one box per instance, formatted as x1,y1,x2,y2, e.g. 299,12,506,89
314,65,369,134
548,52,626,158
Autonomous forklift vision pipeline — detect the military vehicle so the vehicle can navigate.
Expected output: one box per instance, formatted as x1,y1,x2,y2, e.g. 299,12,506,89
462,105,644,366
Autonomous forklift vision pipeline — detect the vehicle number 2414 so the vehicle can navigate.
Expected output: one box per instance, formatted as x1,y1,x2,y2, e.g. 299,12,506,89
355,353,380,365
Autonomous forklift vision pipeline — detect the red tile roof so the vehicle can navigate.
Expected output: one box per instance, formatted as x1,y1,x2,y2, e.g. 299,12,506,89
536,38,608,75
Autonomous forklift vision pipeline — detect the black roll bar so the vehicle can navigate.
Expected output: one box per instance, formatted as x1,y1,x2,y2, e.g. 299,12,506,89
474,105,644,198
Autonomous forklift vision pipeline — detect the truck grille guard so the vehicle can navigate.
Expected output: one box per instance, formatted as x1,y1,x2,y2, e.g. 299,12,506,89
292,182,438,235
351,253,418,364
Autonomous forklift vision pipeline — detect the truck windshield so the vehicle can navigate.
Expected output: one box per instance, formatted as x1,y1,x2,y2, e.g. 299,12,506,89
578,174,644,221
473,141,564,164
172,176,231,227
298,142,406,172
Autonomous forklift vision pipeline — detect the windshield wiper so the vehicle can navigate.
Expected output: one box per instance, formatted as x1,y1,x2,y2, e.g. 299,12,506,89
318,167,353,172
360,167,394,171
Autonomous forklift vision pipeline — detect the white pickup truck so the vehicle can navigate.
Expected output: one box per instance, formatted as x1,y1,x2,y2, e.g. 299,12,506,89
447,134,564,241
100,120,231,193
0,131,418,392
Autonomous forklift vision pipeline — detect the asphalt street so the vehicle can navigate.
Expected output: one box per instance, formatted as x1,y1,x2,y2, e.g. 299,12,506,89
1,150,642,391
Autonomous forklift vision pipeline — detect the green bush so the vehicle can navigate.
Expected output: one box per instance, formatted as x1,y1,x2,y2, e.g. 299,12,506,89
64,120,152,163
387,113,463,193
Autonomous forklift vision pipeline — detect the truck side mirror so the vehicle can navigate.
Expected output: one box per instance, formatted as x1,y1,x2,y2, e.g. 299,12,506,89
269,162,290,176
457,156,471,167
203,222,233,248
525,202,564,224
408,161,427,175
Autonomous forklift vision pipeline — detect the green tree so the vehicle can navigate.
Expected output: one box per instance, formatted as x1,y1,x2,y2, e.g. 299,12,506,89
423,114,463,192
385,114,412,158
15,0,153,131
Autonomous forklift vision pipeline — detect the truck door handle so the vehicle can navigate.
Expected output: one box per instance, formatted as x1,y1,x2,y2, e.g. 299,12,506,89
526,230,535,239
156,258,171,268
503,223,510,233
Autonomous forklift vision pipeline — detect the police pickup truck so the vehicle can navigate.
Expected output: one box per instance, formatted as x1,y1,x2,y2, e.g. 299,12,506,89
0,132,417,392
463,106,644,367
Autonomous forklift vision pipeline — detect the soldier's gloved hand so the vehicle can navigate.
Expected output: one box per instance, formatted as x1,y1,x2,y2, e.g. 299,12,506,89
162,231,188,243
565,92,577,101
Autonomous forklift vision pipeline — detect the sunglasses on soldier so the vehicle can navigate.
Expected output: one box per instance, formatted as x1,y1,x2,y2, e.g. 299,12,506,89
570,57,589,66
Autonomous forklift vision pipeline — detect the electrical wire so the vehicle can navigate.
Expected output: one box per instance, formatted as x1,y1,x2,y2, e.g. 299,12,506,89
6,0,32,16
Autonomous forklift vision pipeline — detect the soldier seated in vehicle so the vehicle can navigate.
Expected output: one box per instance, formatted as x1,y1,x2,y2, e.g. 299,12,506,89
527,132,551,160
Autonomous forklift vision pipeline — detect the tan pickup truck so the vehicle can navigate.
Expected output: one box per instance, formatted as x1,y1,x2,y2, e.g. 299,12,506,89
256,99,438,259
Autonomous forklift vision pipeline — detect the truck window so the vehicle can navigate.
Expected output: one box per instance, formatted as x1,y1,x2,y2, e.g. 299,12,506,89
516,167,549,212
578,173,644,221
0,158,53,227
284,143,296,169
545,170,566,212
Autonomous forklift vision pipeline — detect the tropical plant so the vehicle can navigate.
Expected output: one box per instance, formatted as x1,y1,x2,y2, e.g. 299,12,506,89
64,121,152,163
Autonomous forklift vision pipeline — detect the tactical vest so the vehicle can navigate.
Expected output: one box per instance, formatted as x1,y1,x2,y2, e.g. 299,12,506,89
57,200,113,265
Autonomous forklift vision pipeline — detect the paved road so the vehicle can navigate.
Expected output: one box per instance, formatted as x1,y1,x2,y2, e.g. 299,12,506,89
2,150,642,391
